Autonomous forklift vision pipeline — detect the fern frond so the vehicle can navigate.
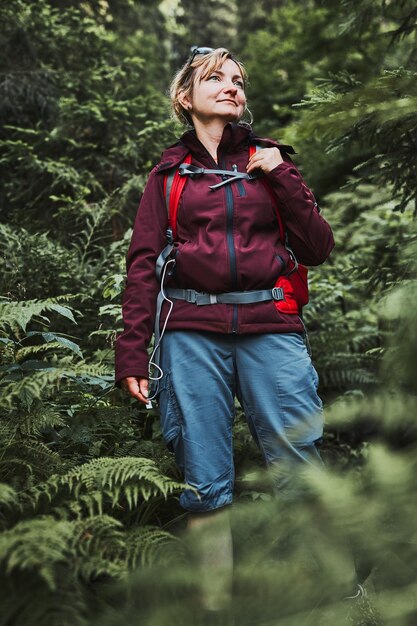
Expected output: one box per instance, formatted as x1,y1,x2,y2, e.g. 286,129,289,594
0,297,78,335
125,525,184,568
0,517,75,590
0,368,73,410
73,515,127,580
0,361,114,411
97,457,185,503
0,484,19,526
326,392,417,435
0,439,62,484
16,336,83,360
0,574,89,626
0,459,35,487
0,515,179,610
72,202,111,268
16,405,65,436
28,457,187,517
320,367,378,391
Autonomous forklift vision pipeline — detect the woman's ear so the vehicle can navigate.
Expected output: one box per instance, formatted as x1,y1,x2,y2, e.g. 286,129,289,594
178,91,192,111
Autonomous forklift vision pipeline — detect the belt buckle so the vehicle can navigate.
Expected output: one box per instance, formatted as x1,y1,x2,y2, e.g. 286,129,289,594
186,289,198,304
272,287,284,301
195,292,212,306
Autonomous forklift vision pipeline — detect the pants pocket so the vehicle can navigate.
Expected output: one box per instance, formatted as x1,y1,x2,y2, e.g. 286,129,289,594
157,371,182,451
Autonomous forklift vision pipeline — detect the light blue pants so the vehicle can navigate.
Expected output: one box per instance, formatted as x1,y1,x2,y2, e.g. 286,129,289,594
158,331,323,511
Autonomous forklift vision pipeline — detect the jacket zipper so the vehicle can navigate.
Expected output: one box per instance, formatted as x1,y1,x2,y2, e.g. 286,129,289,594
198,142,239,333
221,158,238,333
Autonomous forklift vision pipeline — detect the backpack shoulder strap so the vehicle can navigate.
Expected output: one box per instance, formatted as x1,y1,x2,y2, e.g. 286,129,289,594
248,143,260,158
163,153,192,241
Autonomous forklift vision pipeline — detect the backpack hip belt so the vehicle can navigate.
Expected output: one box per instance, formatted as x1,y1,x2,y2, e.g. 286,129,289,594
164,287,285,306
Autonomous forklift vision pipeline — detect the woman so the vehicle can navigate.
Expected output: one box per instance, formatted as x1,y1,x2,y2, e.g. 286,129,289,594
115,47,334,608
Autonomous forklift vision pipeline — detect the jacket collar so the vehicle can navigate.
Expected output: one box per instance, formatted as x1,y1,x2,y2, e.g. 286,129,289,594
180,122,253,160
156,122,295,172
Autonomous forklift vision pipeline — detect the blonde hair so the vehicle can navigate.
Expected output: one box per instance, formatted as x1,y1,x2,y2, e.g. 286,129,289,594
170,48,247,127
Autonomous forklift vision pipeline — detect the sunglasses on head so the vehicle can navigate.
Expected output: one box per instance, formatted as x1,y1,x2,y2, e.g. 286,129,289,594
187,46,215,66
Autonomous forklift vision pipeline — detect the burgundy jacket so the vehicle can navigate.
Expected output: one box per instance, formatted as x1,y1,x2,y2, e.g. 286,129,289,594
115,123,334,384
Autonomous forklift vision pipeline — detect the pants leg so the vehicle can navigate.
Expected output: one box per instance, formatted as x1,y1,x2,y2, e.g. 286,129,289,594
158,331,236,511
235,332,324,495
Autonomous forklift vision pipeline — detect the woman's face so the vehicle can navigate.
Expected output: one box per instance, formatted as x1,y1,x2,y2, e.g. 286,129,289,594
183,58,246,126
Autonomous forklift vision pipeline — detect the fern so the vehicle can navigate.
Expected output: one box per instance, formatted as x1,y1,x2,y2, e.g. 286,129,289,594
15,405,65,437
73,515,127,580
26,456,187,519
0,408,64,487
0,515,95,626
0,296,86,414
0,517,75,590
0,223,79,300
320,367,378,391
1,368,77,411
0,512,182,624
0,575,89,626
20,331,83,357
0,484,19,529
0,439,62,486
125,525,184,568
1,361,114,411
71,202,112,270
326,391,417,438
0,297,78,335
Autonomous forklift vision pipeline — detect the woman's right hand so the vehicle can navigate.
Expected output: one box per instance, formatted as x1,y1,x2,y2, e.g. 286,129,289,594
121,376,150,404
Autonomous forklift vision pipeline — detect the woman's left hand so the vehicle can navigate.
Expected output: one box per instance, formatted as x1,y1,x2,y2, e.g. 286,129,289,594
246,147,284,175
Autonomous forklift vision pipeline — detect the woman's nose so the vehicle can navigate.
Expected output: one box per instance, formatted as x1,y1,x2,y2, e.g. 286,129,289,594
224,83,238,94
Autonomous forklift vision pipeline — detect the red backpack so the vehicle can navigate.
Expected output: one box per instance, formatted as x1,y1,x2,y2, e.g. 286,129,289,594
162,145,309,315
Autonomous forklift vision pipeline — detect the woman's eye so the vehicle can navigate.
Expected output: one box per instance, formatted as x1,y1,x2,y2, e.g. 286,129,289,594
208,75,220,81
234,80,244,88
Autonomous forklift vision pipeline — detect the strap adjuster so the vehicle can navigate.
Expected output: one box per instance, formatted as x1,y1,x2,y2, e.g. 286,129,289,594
166,227,174,244
195,292,213,305
272,287,284,301
185,289,198,304
188,291,217,305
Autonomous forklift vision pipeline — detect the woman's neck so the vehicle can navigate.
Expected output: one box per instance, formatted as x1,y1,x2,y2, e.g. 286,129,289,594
192,119,228,163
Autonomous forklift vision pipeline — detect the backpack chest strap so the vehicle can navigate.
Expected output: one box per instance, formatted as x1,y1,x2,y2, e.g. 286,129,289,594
178,162,258,189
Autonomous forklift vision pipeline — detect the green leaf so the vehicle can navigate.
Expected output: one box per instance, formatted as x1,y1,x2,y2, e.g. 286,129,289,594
39,333,83,358
48,304,77,324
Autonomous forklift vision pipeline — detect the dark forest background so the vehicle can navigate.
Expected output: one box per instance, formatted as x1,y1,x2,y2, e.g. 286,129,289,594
1,1,417,624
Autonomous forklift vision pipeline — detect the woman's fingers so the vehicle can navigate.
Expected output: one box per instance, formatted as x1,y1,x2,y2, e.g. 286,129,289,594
139,378,149,400
122,376,150,404
246,147,284,174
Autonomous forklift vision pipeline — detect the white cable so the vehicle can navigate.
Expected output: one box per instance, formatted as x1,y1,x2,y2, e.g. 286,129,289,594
146,258,176,400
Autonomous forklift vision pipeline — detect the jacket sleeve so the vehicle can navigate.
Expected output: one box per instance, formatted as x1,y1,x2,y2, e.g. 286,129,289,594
265,158,334,266
114,168,167,385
